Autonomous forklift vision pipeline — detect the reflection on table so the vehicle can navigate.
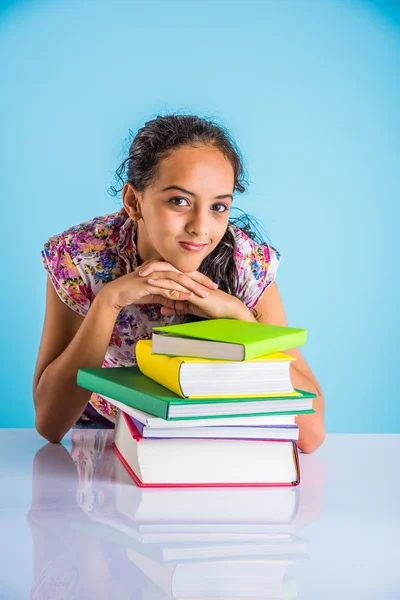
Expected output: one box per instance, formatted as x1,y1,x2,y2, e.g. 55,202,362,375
27,429,325,599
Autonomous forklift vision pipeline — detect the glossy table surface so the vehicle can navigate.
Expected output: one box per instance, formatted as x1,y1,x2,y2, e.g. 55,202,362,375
1,430,399,599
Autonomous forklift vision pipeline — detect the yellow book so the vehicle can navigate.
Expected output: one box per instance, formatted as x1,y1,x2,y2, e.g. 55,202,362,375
136,340,300,400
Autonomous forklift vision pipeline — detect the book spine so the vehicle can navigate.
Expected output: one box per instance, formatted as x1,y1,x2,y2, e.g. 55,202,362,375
76,370,169,419
136,341,185,397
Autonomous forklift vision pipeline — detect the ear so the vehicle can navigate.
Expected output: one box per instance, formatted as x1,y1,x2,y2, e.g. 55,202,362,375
122,183,143,220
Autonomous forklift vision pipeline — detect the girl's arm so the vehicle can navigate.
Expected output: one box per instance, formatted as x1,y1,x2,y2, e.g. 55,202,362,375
33,277,120,443
248,282,326,454
34,267,215,443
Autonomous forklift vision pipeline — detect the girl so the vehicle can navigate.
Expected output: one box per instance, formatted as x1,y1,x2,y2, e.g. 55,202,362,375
33,114,325,453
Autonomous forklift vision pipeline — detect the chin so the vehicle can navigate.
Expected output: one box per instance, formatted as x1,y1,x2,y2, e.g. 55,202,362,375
168,255,202,273
180,260,203,273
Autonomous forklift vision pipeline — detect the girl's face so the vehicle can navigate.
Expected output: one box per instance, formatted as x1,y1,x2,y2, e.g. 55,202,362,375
125,145,235,273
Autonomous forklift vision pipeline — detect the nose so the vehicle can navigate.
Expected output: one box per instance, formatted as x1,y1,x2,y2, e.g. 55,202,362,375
185,206,209,239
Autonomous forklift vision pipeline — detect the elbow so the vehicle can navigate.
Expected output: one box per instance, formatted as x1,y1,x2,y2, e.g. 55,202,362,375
298,425,326,455
35,413,64,444
33,380,66,444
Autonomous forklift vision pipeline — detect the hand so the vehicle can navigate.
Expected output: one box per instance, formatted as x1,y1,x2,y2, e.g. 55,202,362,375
137,259,219,297
99,259,218,312
138,259,255,321
156,287,255,322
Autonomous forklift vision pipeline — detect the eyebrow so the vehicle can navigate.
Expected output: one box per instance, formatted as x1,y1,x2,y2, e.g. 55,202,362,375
161,185,233,201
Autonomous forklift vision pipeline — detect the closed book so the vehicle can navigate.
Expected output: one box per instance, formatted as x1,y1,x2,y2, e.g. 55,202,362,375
77,366,315,420
119,404,297,429
136,340,298,398
129,415,299,442
152,318,307,361
113,411,301,487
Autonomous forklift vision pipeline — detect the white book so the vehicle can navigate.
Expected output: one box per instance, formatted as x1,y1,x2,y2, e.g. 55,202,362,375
114,411,299,486
136,423,299,442
128,413,299,441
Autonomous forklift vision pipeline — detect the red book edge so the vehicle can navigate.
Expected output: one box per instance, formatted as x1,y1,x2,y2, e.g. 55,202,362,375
123,411,144,441
112,412,300,489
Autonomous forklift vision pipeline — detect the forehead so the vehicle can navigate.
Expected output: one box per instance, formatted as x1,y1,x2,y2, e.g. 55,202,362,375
154,145,235,190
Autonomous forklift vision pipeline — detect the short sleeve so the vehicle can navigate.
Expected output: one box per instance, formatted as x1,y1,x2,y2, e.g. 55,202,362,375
41,234,92,317
233,227,282,310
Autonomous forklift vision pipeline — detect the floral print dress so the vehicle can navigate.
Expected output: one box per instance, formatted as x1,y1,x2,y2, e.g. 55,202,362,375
41,207,282,427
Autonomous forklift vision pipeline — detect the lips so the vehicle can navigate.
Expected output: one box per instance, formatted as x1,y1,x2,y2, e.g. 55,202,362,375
179,241,208,252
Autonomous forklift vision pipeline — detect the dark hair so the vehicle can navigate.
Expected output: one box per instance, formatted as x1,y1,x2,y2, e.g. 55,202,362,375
109,114,268,320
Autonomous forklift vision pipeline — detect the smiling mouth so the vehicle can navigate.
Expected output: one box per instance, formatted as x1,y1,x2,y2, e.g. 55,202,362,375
178,242,209,252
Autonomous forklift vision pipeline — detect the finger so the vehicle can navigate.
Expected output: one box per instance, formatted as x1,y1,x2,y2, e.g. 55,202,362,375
138,262,217,289
138,262,218,291
187,270,219,290
136,258,160,271
147,275,195,296
149,267,218,290
146,282,193,301
138,260,179,277
138,294,174,305
148,273,210,298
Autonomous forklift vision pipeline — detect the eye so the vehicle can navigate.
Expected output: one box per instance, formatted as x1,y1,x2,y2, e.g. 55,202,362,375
212,203,229,213
168,196,190,207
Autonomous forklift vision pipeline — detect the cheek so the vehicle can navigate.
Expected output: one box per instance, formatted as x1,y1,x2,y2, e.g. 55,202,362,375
144,211,174,240
211,220,229,244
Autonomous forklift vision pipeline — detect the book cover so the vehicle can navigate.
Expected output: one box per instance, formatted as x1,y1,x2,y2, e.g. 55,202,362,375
77,367,316,421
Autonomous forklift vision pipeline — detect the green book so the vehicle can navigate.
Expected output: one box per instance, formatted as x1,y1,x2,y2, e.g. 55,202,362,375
77,367,315,421
152,318,307,361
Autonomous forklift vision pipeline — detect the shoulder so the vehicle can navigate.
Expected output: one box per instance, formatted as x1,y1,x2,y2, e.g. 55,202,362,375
41,208,132,315
43,209,128,261
229,223,283,310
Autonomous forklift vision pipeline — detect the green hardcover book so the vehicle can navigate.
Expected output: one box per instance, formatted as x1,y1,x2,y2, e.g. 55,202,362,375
77,367,316,421
152,318,307,361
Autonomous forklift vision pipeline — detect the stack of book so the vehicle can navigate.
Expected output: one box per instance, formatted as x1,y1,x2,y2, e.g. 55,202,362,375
77,319,316,488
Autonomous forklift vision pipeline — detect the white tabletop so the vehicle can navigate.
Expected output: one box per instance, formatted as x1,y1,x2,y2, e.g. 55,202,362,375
0,430,399,599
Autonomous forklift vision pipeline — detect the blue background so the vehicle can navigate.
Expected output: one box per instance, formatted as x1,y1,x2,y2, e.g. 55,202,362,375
0,0,398,430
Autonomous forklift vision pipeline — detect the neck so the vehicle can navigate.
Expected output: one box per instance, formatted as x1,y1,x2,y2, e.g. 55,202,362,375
134,219,161,266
